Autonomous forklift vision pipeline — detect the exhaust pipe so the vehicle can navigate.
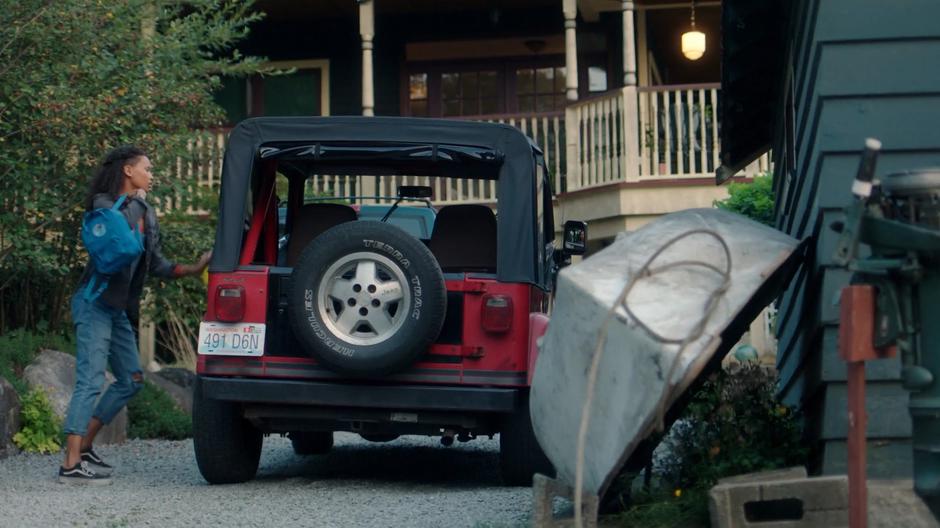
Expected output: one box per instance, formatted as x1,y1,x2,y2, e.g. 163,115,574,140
440,429,455,446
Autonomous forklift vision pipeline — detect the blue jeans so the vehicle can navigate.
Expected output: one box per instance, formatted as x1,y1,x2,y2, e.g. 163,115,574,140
63,294,143,437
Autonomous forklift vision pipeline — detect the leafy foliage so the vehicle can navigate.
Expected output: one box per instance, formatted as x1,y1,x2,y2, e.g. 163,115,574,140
143,212,215,369
127,381,192,440
12,388,63,454
658,363,806,490
615,487,709,528
0,328,74,395
608,364,805,527
0,0,263,333
714,173,775,226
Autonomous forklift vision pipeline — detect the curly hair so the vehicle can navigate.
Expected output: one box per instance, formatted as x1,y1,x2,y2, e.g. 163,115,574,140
84,145,147,210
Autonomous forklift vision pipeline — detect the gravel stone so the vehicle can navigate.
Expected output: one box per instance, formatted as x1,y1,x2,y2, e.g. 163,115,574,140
0,433,532,527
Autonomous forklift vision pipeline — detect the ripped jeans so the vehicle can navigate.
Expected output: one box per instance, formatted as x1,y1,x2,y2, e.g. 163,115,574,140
63,294,143,437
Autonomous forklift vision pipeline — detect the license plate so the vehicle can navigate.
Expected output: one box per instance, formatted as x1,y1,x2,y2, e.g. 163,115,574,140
197,322,266,356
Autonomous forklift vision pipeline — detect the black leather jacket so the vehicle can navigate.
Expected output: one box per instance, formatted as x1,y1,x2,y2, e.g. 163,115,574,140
77,193,177,314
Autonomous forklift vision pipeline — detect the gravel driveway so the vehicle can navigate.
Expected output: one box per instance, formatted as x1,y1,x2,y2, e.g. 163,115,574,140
0,433,533,527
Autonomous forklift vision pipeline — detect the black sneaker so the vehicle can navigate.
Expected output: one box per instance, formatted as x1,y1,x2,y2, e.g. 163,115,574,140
81,448,113,476
58,461,112,485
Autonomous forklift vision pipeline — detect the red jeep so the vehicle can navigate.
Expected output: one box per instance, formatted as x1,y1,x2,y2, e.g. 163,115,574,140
192,117,586,485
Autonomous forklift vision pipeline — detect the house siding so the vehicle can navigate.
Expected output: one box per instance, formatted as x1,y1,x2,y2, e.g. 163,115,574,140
773,0,940,477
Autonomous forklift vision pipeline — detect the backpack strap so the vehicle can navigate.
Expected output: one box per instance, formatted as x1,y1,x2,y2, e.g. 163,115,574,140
82,273,109,302
111,194,128,211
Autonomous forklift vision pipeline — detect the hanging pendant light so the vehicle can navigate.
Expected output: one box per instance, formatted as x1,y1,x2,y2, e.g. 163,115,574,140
681,1,706,60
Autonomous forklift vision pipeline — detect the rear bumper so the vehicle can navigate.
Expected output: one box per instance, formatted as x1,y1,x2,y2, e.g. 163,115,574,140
198,375,521,414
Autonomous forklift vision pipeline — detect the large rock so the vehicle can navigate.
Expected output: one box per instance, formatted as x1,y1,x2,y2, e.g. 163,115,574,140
146,368,194,414
0,376,21,458
23,349,127,445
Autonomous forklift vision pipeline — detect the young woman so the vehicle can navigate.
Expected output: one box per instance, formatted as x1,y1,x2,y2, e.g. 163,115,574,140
59,145,210,485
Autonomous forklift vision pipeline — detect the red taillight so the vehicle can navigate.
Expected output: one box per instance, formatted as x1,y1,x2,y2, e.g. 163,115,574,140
481,294,513,333
215,284,245,322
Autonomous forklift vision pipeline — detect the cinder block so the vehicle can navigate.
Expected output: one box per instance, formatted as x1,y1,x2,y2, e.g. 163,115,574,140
531,473,599,528
760,476,848,512
709,472,849,528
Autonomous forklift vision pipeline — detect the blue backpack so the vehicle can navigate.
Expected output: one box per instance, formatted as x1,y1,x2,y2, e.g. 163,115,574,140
81,194,144,301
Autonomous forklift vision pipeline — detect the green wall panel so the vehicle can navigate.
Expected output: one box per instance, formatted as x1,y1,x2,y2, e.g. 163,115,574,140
773,0,940,477
821,439,912,478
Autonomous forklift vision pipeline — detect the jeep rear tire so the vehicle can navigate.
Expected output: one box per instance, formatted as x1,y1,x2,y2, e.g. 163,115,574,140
290,431,334,455
499,395,556,486
192,380,263,484
288,221,446,376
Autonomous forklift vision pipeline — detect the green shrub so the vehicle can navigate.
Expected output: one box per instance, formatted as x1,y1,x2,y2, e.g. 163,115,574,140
13,388,62,454
143,212,215,369
616,487,709,528
714,173,775,226
127,381,192,440
609,363,805,527
659,363,806,489
0,0,263,333
0,328,74,395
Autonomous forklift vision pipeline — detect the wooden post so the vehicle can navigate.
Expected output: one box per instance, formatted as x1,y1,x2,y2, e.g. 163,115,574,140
139,6,158,369
621,87,640,181
565,105,581,191
359,0,375,116
839,285,898,528
138,291,157,371
139,318,157,371
563,0,579,102
622,1,637,87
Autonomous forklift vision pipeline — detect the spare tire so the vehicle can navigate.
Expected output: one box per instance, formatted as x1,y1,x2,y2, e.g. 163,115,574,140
288,221,446,376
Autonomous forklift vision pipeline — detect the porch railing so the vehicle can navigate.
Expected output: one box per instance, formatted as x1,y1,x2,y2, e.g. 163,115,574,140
564,83,771,191
153,129,226,215
167,86,769,212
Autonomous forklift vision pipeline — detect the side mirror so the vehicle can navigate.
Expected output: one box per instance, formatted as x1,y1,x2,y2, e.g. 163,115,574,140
562,220,588,256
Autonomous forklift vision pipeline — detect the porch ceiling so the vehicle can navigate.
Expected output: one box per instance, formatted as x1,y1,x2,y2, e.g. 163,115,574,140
578,0,721,21
256,0,559,21
256,0,713,21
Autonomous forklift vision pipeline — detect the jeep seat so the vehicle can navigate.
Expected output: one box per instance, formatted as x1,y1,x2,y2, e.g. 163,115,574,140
286,203,357,266
428,204,497,272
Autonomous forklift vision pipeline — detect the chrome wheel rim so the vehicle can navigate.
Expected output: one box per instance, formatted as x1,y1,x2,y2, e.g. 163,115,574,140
316,252,410,346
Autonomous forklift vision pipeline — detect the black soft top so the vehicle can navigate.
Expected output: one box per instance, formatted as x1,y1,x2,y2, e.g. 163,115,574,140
210,116,549,287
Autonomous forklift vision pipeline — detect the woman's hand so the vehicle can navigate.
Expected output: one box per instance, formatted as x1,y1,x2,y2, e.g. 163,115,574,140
134,188,147,200
196,250,212,272
177,250,213,277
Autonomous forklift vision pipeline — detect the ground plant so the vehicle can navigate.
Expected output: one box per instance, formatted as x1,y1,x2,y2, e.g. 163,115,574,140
127,381,192,440
12,388,63,454
614,363,805,527
0,0,263,334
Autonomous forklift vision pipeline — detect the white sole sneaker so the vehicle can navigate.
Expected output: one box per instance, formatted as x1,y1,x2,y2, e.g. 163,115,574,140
57,461,112,485
57,474,112,485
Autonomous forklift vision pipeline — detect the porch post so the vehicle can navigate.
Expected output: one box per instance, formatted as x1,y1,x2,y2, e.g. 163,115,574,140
359,0,375,116
563,0,579,102
621,1,640,180
622,1,637,86
563,0,581,191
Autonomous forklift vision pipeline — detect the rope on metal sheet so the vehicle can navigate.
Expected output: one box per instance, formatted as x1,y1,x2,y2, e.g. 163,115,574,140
573,228,732,528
